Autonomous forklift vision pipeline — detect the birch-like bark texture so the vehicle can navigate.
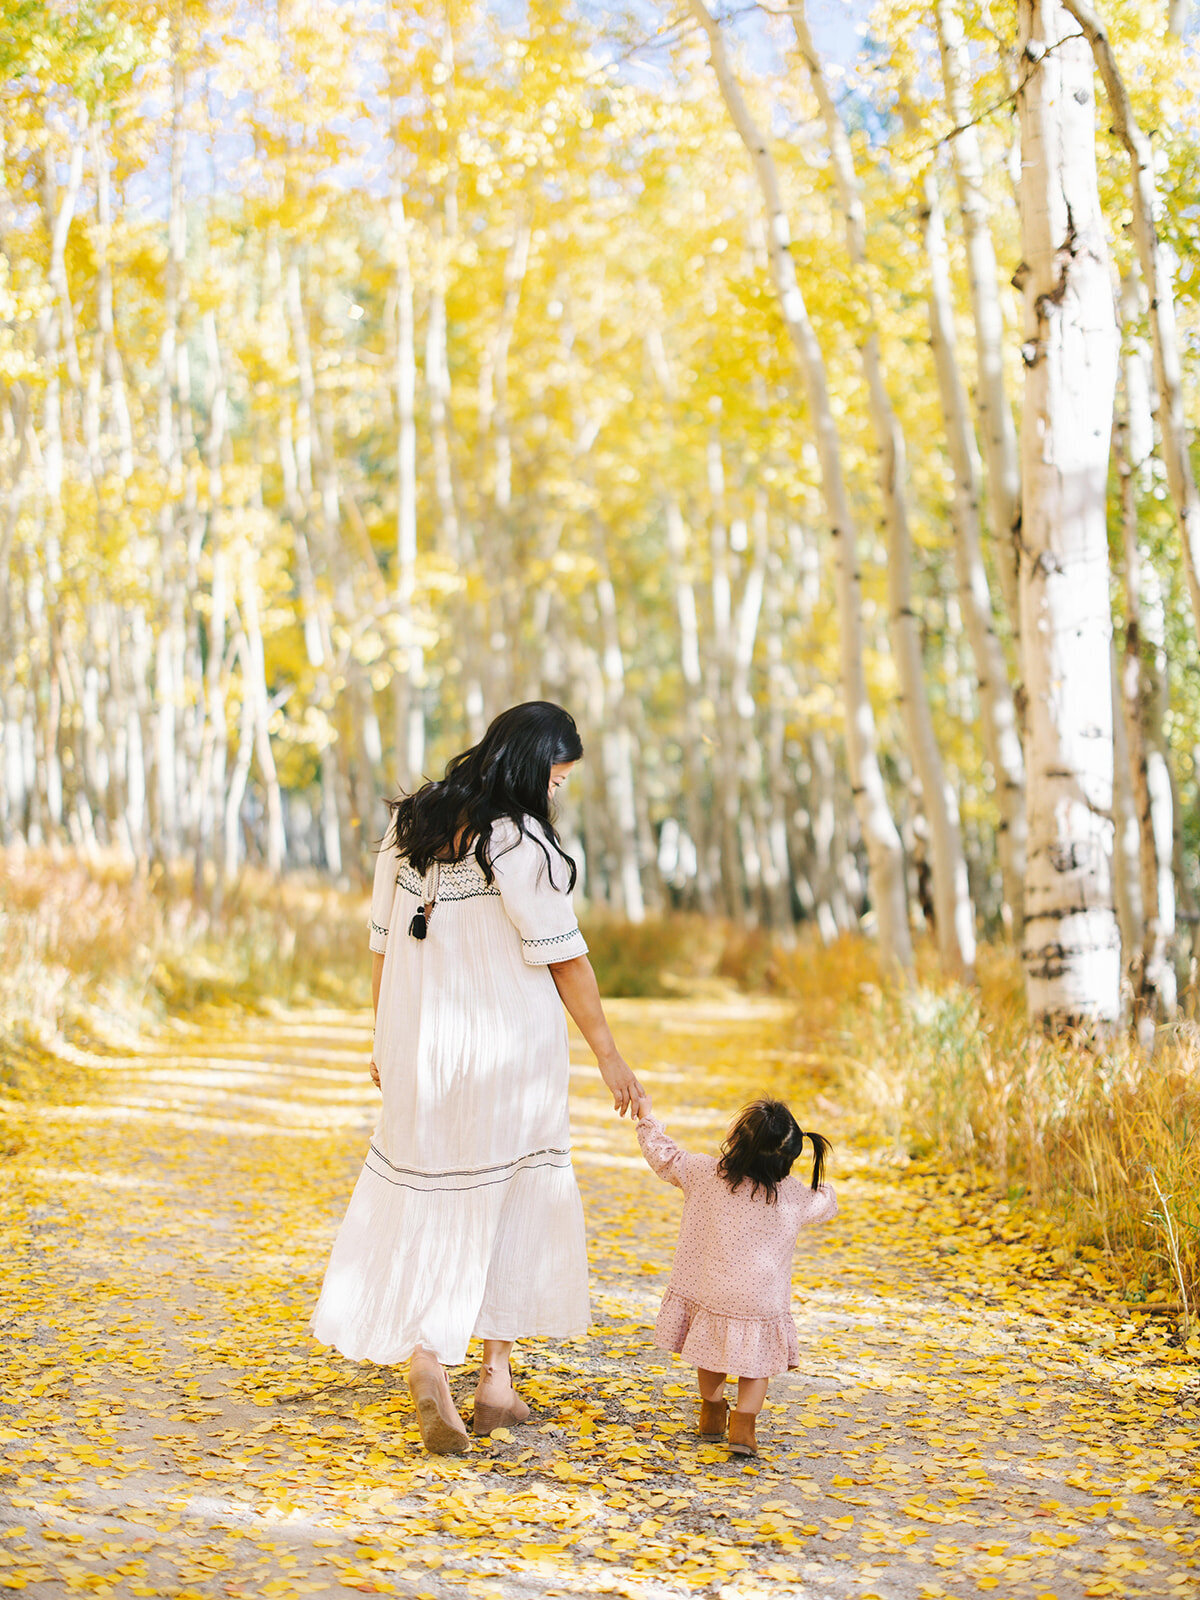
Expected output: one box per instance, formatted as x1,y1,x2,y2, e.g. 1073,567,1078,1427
389,180,422,792
793,1,975,979
687,0,913,971
593,550,646,923
1062,0,1200,646
934,0,1022,631
920,166,1027,936
1116,267,1177,1019
1110,634,1143,987
665,491,716,914
1017,0,1120,1024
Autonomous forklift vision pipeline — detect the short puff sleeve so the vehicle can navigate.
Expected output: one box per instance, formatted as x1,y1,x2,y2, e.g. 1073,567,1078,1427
369,843,400,954
489,818,588,966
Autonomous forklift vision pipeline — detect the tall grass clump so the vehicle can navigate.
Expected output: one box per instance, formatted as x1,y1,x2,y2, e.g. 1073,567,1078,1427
0,849,370,1089
835,941,1200,1327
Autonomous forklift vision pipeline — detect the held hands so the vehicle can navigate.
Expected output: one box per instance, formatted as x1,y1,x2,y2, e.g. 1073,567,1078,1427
597,1052,650,1119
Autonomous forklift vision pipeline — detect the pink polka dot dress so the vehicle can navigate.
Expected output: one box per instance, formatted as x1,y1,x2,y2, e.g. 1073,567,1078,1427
636,1115,838,1379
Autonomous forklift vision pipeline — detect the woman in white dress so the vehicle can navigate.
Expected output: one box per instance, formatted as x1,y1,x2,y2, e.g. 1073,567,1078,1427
311,702,647,1454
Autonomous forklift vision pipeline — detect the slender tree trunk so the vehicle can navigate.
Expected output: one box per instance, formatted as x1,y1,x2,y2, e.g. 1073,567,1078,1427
237,556,286,876
92,122,134,479
919,164,1027,937
706,426,743,919
1017,0,1120,1026
224,633,254,881
757,504,795,939
793,2,975,978
665,494,716,912
688,0,912,970
646,320,716,911
934,0,1023,630
593,546,645,922
1110,632,1143,999
152,33,190,864
1063,0,1200,649
1116,269,1177,1021
389,183,423,791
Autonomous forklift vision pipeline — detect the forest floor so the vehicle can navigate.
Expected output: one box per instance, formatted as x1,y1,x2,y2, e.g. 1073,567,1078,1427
1,995,1197,1600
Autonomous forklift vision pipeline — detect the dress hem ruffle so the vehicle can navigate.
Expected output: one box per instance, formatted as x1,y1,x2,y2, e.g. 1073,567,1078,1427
653,1287,799,1379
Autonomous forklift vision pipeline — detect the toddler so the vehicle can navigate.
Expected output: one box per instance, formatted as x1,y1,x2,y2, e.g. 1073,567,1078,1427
636,1097,837,1456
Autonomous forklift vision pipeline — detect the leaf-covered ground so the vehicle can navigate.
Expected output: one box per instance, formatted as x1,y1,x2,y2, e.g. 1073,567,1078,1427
2,997,1197,1599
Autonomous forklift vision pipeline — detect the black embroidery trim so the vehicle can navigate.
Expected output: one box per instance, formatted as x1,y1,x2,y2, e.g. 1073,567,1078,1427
370,920,388,940
363,1157,572,1194
522,929,585,948
367,1143,571,1179
395,861,501,902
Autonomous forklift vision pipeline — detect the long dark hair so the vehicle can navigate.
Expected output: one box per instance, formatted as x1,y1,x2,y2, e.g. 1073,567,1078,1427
716,1099,830,1205
385,702,583,888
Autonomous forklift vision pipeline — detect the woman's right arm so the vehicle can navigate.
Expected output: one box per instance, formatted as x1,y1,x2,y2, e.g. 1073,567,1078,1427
369,950,385,1088
549,953,648,1117
367,839,397,1090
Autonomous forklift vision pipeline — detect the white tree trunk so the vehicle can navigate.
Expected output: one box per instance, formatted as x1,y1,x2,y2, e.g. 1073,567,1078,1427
594,559,645,922
1116,269,1177,1019
1110,633,1142,993
793,3,975,978
1017,0,1120,1025
935,0,1023,629
665,492,716,912
390,187,424,790
688,0,912,970
1063,0,1200,650
920,166,1027,936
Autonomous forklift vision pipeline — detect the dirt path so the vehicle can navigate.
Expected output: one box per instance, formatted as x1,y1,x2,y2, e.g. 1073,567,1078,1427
2,996,1197,1600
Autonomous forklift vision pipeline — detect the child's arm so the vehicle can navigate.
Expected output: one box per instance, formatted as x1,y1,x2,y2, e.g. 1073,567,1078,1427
803,1182,838,1223
635,1109,689,1190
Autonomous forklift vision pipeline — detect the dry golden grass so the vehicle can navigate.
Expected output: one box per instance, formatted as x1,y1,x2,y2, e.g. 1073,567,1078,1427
0,849,370,1071
801,938,1200,1330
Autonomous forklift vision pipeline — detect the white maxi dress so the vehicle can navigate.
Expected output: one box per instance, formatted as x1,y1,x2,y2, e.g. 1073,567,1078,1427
311,816,591,1367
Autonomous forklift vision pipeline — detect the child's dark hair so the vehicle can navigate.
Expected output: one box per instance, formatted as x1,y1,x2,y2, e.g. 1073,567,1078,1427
717,1099,830,1204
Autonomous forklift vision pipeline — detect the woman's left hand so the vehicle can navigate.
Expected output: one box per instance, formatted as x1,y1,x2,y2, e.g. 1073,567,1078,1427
598,1053,648,1118
369,1059,381,1090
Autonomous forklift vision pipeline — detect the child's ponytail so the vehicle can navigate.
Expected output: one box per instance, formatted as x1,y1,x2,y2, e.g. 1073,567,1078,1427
718,1099,832,1202
801,1128,831,1191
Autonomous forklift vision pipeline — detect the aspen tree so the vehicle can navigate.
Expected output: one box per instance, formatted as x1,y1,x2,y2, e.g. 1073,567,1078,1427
1115,267,1177,1020
1017,0,1120,1024
793,2,975,979
1063,0,1200,646
933,0,1023,630
687,0,912,969
919,164,1027,935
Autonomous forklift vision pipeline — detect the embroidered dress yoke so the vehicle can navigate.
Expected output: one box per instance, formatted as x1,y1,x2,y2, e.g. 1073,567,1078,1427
636,1116,837,1379
311,816,591,1367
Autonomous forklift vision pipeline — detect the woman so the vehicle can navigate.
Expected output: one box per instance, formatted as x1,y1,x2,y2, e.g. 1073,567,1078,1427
311,702,647,1454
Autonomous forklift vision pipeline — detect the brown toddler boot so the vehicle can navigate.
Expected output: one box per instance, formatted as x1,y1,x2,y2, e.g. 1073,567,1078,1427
698,1399,728,1440
728,1410,758,1456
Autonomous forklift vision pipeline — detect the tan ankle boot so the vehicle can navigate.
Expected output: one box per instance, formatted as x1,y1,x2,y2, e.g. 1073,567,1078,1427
698,1399,728,1439
472,1362,531,1436
728,1410,758,1456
